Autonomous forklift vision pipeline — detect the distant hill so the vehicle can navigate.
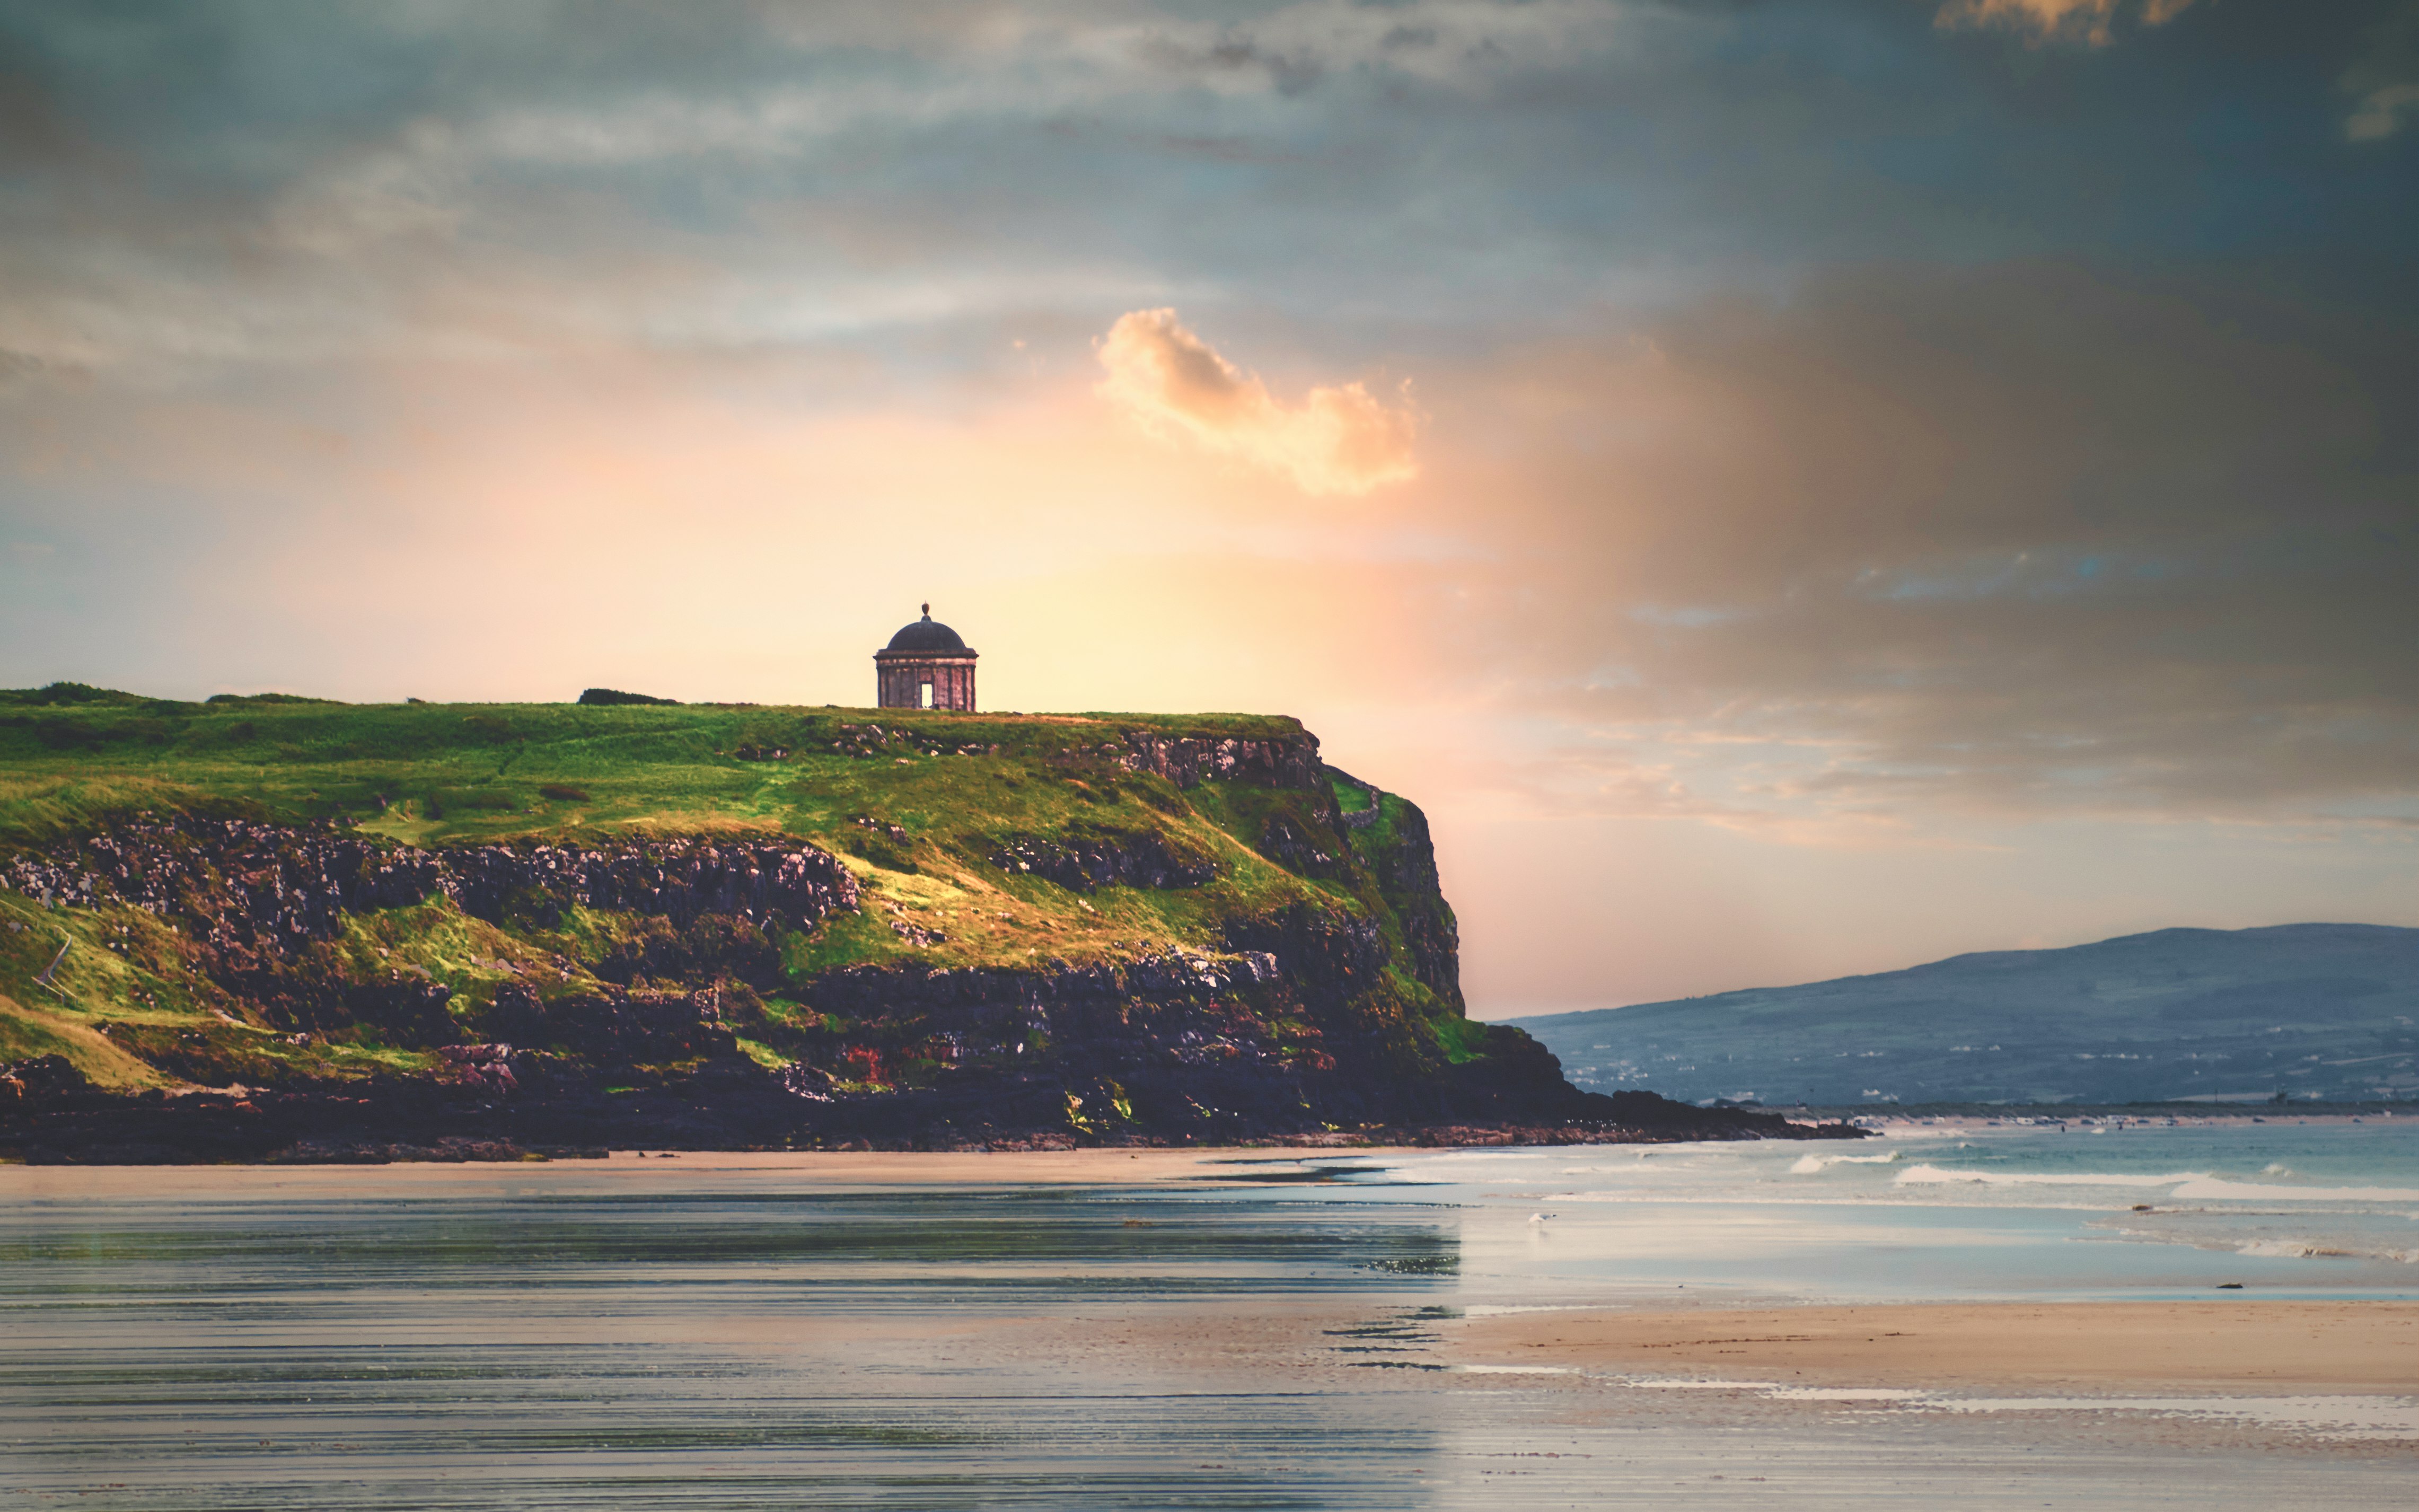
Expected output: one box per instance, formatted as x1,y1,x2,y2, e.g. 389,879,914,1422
1506,925,2419,1106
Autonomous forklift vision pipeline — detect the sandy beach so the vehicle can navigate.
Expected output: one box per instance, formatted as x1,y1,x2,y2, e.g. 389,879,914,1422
1449,1300,2419,1394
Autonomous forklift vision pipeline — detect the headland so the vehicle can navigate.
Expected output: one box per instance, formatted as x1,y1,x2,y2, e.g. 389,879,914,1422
0,686,1858,1160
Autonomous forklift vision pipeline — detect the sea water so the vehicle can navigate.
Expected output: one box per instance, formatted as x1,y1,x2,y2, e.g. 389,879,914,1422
1,1120,2411,1510
1344,1115,2419,1302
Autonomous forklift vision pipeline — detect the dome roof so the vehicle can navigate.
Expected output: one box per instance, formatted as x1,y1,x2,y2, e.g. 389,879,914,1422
884,605,970,654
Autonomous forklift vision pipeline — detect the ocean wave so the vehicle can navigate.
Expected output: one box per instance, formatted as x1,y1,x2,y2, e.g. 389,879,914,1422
1894,1165,2419,1202
1894,1165,2193,1189
2233,1237,2419,1263
1557,1158,1658,1173
2169,1175,2419,1203
1789,1151,1902,1173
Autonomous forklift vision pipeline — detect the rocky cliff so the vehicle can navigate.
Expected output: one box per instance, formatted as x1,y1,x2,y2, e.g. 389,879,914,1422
0,688,1859,1159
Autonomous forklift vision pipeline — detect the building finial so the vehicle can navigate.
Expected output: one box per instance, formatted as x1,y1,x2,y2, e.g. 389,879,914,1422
921,602,930,619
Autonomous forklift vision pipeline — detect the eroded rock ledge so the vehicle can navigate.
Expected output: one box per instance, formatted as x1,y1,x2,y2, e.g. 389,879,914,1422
4,816,857,945
989,830,1218,891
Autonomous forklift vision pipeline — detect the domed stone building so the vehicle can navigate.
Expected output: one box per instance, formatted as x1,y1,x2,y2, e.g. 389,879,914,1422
875,604,978,711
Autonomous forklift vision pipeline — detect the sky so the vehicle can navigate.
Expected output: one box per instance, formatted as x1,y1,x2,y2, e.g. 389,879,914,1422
2,0,2414,1016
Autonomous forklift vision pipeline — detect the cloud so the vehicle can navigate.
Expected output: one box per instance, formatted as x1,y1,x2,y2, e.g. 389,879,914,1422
1933,0,2196,48
1406,261,2419,827
2346,82,2419,140
373,3,1635,169
2341,3,2419,141
0,0,2397,398
1094,309,1420,496
1131,0,1632,93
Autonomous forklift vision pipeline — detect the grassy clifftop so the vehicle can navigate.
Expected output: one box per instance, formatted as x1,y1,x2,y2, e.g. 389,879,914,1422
2,692,1372,969
0,683,1501,1146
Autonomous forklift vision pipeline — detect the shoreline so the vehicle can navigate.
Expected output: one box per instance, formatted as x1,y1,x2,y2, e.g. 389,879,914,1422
1446,1300,2419,1395
1783,1102,2410,1122
0,1109,1871,1166
0,1144,1408,1189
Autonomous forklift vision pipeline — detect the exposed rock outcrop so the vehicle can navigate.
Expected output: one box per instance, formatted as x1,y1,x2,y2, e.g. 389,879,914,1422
990,831,1217,891
476,982,738,1066
1117,731,1323,790
1256,816,1345,878
2,817,856,944
441,839,855,930
0,1053,92,1102
1,819,856,1044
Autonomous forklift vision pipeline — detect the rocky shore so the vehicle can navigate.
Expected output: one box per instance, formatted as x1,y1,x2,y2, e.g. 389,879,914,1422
0,1051,1863,1163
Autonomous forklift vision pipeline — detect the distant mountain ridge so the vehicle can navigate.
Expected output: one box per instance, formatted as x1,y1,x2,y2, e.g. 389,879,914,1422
1506,925,2419,1106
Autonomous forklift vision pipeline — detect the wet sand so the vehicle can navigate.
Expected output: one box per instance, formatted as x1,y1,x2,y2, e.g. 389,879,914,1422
593,1145,1392,1184
0,1145,1384,1196
7,1146,2415,1507
1449,1300,2419,1393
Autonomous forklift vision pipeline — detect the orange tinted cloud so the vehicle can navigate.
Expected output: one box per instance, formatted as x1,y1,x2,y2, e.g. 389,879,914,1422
1933,0,2196,47
1095,308,1420,496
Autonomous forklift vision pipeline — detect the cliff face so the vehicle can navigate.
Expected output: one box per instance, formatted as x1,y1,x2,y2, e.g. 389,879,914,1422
0,691,1855,1158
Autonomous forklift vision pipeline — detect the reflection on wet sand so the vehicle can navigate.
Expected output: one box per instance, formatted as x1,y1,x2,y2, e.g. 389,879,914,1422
1449,1300,2419,1392
2,1156,2411,1509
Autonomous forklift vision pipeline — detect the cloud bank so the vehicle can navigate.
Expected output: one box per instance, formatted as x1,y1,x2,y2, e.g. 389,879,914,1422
1095,309,1420,496
1395,260,2419,830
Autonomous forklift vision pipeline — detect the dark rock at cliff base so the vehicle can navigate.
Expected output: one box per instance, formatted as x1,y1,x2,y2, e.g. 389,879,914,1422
0,1061,1861,1163
4,947,1864,1161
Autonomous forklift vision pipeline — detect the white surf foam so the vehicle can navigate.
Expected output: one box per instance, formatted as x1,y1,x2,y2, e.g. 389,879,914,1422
1894,1165,2194,1189
1895,1165,2419,1202
1790,1151,1901,1173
